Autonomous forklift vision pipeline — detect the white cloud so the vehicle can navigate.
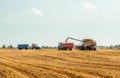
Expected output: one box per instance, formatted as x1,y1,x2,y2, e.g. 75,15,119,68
7,19,12,23
32,7,43,16
81,2,98,11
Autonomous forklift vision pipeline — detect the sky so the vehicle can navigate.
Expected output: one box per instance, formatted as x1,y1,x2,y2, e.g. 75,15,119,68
0,0,120,47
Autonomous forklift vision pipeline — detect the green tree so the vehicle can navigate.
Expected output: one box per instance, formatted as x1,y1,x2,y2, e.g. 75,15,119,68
9,45,13,48
2,45,6,48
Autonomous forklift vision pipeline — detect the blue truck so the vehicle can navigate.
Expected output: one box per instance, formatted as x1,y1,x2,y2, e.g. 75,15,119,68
18,44,29,50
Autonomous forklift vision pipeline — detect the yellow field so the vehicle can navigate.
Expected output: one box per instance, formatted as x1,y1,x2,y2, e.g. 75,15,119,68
0,49,120,78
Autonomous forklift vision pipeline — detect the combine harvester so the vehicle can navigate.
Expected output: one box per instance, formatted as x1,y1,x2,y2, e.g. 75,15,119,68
58,37,97,51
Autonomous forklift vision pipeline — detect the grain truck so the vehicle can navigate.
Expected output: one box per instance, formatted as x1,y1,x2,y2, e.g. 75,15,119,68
18,43,40,50
58,42,74,50
18,44,29,50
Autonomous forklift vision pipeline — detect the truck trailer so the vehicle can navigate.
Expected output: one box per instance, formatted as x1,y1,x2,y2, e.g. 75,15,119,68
58,42,74,50
18,44,29,50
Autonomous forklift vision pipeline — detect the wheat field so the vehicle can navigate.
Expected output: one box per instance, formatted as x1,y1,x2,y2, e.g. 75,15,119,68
0,49,120,78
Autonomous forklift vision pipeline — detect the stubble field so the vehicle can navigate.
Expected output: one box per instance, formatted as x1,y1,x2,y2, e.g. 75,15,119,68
0,49,120,78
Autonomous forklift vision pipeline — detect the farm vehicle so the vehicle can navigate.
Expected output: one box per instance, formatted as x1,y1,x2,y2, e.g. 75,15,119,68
58,37,97,51
18,44,29,50
58,42,74,50
31,43,40,49
18,44,40,50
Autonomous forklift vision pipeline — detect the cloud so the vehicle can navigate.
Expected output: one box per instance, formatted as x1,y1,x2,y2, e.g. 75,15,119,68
7,19,12,23
66,0,73,6
81,2,98,11
32,7,43,16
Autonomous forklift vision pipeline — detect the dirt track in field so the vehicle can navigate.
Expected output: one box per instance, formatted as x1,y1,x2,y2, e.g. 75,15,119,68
0,49,120,78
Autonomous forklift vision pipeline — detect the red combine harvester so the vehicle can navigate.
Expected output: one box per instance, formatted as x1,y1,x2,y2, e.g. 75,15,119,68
58,42,74,50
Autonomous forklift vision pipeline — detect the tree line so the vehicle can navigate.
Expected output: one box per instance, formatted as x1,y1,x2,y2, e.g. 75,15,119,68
1,44,120,49
0,45,56,49
1,45,14,49
97,44,120,49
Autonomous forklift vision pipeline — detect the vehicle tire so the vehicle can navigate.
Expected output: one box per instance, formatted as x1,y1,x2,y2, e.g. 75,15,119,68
69,48,72,50
80,46,84,50
58,48,61,50
89,46,93,50
25,48,28,50
93,47,96,51
18,48,22,50
37,47,40,49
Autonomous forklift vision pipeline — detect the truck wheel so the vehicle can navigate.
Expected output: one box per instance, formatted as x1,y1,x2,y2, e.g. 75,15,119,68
58,48,61,50
18,48,22,50
69,49,72,50
37,47,40,49
25,48,28,50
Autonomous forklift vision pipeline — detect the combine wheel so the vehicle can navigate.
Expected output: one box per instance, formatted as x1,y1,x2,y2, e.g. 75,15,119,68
80,46,84,50
89,46,93,50
93,47,96,51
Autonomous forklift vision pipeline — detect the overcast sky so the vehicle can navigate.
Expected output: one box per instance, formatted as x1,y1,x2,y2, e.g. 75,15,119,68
0,0,120,47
